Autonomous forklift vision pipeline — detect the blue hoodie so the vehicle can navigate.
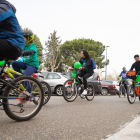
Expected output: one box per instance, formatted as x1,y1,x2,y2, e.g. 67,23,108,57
0,0,25,50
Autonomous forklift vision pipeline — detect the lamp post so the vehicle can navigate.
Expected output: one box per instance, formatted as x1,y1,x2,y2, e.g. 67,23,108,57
105,46,109,80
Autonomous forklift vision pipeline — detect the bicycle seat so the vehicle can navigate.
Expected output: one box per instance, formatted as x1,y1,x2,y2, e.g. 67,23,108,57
35,70,42,73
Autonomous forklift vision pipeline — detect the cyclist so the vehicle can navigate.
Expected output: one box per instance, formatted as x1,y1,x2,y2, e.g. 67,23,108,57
118,67,128,92
129,54,140,101
0,0,24,61
12,30,39,99
69,50,94,95
129,54,140,75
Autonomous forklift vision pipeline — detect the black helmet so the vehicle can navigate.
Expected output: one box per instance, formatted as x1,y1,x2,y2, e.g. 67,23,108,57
23,30,34,44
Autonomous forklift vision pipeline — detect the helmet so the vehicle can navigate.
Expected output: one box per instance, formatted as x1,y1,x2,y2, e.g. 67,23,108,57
22,30,34,44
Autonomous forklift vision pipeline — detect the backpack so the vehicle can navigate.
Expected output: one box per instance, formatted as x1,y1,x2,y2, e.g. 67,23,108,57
81,58,96,69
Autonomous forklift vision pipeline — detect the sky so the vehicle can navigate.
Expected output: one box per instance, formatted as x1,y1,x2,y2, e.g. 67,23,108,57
10,0,140,77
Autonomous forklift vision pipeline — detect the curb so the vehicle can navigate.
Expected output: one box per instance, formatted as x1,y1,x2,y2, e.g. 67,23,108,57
103,115,140,140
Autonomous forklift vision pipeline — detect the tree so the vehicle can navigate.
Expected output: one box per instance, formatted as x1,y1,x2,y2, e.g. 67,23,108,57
21,27,43,70
45,30,62,72
107,70,119,80
44,53,65,72
60,38,109,69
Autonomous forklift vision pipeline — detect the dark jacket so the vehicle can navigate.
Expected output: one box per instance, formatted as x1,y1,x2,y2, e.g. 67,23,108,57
79,57,93,75
0,0,24,50
130,61,140,75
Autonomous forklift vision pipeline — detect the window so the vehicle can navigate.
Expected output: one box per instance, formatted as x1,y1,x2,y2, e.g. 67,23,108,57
42,72,48,79
47,73,61,79
106,81,113,84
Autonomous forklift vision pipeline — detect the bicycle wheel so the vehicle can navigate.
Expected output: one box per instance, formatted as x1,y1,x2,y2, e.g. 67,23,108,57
86,82,95,101
122,85,126,97
63,79,78,102
3,76,44,121
119,85,122,97
80,94,86,99
127,85,136,104
32,81,51,105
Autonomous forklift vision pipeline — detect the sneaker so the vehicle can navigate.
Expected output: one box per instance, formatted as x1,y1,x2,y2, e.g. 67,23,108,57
30,94,34,101
78,87,81,91
82,90,87,96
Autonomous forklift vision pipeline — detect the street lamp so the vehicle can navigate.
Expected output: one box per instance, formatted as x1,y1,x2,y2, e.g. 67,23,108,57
105,46,109,80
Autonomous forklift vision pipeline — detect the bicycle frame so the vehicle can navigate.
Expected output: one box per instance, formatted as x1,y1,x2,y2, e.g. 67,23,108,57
132,81,140,96
0,60,30,100
4,67,22,79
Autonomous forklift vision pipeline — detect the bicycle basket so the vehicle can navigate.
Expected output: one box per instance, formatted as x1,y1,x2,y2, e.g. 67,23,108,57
127,71,136,80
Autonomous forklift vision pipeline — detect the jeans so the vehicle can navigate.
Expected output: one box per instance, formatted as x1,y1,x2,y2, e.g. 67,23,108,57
12,61,38,93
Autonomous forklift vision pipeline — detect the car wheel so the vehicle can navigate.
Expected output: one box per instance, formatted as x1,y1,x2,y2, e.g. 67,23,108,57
101,88,108,96
55,86,63,96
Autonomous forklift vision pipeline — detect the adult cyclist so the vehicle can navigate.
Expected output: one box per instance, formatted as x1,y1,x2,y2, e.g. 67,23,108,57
129,54,140,101
0,0,24,61
118,67,128,93
69,50,95,96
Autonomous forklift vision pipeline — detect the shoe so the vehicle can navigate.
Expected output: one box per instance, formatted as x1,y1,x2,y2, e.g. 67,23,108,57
78,87,81,90
82,90,87,96
30,94,34,101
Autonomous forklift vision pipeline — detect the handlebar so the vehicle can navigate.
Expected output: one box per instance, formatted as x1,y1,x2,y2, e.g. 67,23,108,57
69,67,85,71
69,68,80,71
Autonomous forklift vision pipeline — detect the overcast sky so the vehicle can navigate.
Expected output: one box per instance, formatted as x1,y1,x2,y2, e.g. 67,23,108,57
10,0,140,76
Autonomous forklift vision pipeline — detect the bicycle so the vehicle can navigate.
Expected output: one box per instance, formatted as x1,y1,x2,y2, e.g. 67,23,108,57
63,68,95,102
119,81,126,97
5,66,51,106
127,71,140,104
0,59,44,121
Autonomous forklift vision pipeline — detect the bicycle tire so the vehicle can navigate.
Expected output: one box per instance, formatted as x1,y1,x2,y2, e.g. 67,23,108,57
3,76,44,121
33,81,51,105
127,85,136,104
119,85,122,97
80,94,86,99
86,82,95,101
63,79,78,102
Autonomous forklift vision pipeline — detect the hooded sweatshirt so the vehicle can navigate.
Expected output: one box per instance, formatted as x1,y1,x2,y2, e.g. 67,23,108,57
0,0,24,50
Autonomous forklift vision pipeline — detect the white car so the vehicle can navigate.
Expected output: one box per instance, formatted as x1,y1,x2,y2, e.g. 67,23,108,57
40,72,68,96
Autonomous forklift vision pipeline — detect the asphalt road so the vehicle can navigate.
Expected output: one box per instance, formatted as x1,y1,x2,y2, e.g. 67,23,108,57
0,96,140,140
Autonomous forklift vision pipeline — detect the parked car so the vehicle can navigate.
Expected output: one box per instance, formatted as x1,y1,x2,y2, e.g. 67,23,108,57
62,72,102,94
38,72,68,96
101,81,116,95
103,80,119,94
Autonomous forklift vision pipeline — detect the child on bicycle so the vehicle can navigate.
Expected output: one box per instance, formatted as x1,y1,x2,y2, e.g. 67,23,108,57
12,30,39,99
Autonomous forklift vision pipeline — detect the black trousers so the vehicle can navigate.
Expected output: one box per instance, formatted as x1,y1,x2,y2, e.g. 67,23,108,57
0,39,22,61
119,80,127,91
76,71,93,89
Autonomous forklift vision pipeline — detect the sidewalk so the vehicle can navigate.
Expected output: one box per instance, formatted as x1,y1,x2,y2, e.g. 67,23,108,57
104,116,140,140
